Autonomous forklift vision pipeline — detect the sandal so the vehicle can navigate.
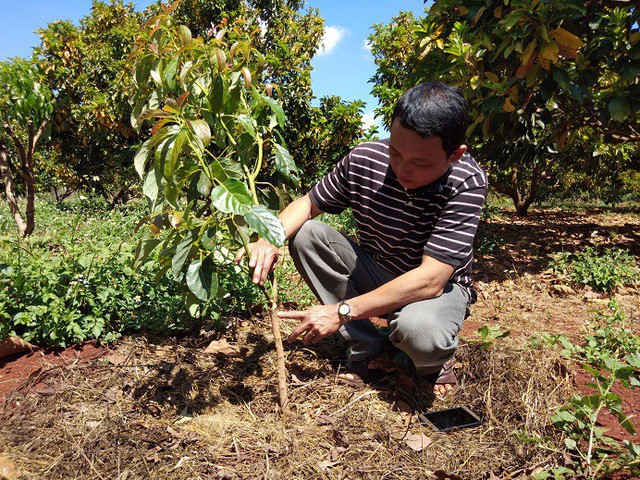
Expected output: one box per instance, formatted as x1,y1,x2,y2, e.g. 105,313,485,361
336,359,395,387
423,359,458,396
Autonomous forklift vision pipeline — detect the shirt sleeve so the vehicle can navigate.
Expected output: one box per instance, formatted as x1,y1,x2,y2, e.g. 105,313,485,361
308,153,352,214
423,185,488,266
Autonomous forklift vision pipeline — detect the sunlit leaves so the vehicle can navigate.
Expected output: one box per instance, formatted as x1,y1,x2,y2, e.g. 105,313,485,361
244,205,286,247
186,258,217,301
273,143,298,183
370,0,640,215
210,180,253,215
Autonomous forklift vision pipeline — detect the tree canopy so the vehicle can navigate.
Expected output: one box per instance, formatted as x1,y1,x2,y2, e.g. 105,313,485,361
370,0,640,214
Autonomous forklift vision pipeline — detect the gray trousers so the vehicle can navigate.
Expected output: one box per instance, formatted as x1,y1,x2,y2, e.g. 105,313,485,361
289,220,469,375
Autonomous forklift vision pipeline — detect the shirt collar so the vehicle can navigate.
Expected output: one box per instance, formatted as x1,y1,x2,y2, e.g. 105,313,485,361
404,164,452,197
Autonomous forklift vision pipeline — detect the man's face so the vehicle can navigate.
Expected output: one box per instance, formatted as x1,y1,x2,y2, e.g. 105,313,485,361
389,120,466,190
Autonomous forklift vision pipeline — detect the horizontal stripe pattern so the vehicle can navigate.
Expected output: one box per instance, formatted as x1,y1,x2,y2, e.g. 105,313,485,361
309,138,488,302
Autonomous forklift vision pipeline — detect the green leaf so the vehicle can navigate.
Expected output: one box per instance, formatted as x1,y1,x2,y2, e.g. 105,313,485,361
186,258,218,302
143,170,161,211
210,180,252,215
134,238,161,267
164,130,188,180
236,113,256,139
273,143,299,182
197,171,213,196
263,96,286,127
172,233,195,281
608,97,629,122
191,119,211,147
244,205,286,247
552,68,571,92
177,25,192,45
164,57,179,90
211,75,228,114
627,352,640,368
564,438,577,450
201,227,217,251
614,408,637,435
134,139,152,179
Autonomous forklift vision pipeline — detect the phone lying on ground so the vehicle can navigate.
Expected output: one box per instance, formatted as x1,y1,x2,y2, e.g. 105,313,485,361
418,406,482,432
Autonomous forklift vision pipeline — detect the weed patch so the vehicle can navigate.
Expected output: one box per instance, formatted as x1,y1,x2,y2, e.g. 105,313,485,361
550,246,639,292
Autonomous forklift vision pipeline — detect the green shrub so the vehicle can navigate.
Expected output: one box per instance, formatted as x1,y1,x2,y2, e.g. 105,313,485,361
550,246,640,292
0,198,263,347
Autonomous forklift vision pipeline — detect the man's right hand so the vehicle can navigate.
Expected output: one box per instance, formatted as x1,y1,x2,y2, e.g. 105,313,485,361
234,238,279,287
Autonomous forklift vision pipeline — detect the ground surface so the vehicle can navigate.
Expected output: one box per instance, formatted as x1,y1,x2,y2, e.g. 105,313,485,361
1,206,639,479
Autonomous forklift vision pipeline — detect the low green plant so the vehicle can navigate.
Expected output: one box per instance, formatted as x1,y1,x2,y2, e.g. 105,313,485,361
530,302,640,478
0,198,264,347
550,246,640,292
476,324,510,349
475,231,503,255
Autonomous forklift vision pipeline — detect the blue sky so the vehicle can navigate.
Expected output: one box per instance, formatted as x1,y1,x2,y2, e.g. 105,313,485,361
0,0,428,129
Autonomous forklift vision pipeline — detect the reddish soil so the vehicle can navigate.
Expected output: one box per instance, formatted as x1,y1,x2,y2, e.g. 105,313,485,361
0,342,108,403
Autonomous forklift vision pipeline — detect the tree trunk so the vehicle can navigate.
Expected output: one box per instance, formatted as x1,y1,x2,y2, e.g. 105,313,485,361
0,148,28,236
5,119,48,237
490,163,543,217
23,148,36,237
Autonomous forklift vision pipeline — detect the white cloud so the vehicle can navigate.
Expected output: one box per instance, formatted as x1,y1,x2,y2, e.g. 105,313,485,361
318,26,349,56
363,39,372,52
362,112,381,130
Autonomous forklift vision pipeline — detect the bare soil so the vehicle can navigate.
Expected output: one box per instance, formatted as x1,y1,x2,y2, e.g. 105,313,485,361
1,206,639,479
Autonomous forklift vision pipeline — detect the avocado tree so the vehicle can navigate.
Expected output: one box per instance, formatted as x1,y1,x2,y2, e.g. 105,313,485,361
130,3,297,408
370,1,640,215
0,58,54,237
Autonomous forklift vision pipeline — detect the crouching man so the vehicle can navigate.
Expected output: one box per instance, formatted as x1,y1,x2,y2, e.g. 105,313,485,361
235,82,487,395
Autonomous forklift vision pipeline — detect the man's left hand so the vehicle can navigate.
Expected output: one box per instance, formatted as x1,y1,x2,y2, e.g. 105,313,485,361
279,304,342,345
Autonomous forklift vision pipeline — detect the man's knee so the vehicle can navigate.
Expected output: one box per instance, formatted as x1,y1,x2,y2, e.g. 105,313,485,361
289,220,322,259
390,309,458,355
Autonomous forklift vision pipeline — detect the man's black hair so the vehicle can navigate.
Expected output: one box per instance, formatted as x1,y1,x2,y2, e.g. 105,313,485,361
391,81,468,156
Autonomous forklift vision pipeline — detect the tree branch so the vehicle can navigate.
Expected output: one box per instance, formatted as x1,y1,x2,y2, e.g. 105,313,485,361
3,119,27,168
0,148,28,236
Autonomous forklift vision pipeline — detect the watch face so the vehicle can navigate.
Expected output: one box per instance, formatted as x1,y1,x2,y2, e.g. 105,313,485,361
338,303,350,315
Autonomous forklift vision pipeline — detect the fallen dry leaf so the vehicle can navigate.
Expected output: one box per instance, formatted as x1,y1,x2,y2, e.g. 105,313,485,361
318,460,339,471
0,336,34,359
0,456,19,480
317,414,336,426
395,400,414,416
551,284,575,296
404,431,432,452
204,339,248,357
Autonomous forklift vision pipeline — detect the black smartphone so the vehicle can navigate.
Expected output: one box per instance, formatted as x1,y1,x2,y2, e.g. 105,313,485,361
418,406,482,432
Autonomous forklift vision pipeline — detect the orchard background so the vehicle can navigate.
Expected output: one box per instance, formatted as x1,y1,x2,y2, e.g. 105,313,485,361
1,1,639,478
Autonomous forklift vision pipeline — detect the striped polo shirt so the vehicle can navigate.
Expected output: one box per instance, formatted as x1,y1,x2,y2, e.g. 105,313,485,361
308,138,488,303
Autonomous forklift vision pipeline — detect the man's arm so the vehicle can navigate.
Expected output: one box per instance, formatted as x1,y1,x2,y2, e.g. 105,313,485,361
283,254,455,345
234,193,323,286
343,254,455,320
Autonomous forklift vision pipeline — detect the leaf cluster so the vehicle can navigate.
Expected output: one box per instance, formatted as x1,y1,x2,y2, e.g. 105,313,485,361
550,245,640,292
369,0,640,214
531,301,640,478
129,6,296,311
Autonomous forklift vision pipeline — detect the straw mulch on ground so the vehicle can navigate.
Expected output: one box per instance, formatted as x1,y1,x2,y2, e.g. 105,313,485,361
1,315,571,480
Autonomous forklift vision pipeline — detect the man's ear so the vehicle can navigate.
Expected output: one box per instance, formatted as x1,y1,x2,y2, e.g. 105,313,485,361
448,144,467,164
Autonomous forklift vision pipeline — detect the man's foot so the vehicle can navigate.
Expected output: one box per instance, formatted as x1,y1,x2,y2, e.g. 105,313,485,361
423,359,458,397
336,358,396,387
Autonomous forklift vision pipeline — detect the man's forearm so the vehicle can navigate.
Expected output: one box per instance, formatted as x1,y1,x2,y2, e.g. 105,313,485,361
279,193,322,241
346,264,452,321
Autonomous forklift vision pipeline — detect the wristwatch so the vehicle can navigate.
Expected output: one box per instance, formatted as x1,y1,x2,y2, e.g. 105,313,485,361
337,300,353,325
